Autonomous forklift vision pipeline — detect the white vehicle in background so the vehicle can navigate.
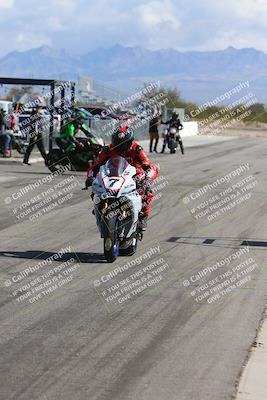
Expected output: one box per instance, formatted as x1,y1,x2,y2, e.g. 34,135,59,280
0,100,13,114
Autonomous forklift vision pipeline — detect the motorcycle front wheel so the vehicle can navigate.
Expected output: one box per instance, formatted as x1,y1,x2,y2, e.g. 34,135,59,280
104,237,119,263
102,215,119,263
170,144,176,154
12,139,26,154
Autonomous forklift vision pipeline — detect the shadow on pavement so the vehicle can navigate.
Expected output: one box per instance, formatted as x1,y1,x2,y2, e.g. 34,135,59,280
6,170,82,176
0,250,105,263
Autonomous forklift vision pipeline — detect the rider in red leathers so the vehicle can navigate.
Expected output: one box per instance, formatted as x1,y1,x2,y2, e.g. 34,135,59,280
86,125,159,230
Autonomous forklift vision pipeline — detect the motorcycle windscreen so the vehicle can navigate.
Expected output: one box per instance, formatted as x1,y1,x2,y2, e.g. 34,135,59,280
102,156,129,192
105,156,129,177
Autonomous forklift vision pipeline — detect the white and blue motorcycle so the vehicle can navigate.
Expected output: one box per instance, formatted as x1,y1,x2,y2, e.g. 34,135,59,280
91,156,143,262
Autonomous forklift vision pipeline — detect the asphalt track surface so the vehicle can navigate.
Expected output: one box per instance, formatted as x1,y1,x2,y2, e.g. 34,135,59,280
0,136,267,400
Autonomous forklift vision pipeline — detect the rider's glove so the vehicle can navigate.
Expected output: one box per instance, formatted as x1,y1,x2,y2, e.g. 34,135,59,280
135,171,146,181
146,168,155,182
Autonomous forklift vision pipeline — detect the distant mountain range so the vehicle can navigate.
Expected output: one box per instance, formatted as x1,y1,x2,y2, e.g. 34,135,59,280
0,44,266,104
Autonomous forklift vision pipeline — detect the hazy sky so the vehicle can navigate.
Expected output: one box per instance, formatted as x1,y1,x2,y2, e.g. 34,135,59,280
0,0,266,56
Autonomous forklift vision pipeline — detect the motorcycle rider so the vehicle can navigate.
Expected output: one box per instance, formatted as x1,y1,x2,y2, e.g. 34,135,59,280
59,111,97,152
86,125,159,230
161,112,184,154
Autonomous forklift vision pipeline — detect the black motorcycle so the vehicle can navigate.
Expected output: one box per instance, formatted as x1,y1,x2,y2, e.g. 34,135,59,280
46,137,103,172
0,131,28,156
167,126,184,154
11,132,28,154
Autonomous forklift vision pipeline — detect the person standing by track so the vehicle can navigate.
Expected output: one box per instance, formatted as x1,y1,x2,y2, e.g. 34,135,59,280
23,106,47,165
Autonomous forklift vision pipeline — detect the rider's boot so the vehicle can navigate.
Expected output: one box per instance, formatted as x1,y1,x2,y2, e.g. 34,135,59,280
179,140,184,154
139,214,148,231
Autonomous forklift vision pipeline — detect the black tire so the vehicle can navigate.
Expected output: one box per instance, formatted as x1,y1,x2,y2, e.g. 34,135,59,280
102,215,119,263
169,139,176,154
13,141,26,155
46,149,69,173
104,237,119,263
